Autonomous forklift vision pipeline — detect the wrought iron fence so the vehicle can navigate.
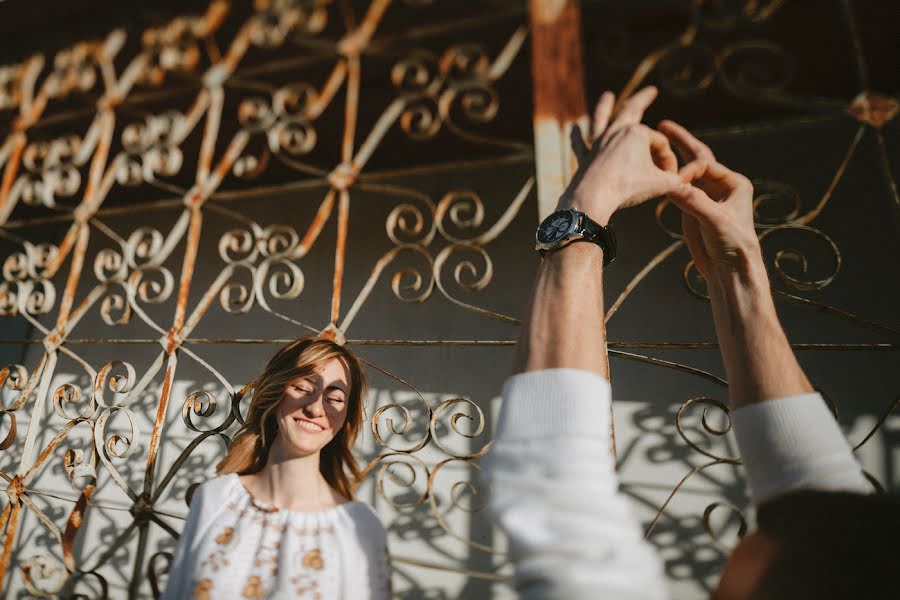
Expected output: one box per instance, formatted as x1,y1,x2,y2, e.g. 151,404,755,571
0,0,896,597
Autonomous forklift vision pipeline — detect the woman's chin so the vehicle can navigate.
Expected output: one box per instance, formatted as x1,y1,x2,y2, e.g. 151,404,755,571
283,433,331,457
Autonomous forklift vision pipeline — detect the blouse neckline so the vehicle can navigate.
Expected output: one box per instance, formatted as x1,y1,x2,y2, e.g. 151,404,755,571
229,472,360,516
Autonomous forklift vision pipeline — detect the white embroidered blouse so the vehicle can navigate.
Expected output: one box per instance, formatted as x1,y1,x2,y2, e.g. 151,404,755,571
161,473,391,600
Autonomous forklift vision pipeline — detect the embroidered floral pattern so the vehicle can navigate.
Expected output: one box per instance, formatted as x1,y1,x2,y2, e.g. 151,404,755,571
215,527,234,545
242,575,268,598
192,578,213,599
301,549,324,570
176,476,388,599
289,573,322,599
199,526,237,573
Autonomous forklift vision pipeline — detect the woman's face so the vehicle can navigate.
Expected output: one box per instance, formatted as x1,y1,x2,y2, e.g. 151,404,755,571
275,357,352,457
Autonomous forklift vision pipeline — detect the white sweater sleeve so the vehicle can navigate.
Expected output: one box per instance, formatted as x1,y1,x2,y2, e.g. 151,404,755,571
481,369,668,600
730,392,873,506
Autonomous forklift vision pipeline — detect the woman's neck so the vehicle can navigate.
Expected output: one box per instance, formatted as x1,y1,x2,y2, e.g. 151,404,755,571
244,442,343,512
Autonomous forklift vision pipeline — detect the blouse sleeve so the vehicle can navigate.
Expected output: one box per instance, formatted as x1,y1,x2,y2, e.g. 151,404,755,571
160,481,210,600
482,369,668,600
373,527,393,599
361,505,393,600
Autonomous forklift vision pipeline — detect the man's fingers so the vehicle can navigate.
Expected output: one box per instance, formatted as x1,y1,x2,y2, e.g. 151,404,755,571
667,183,718,223
678,159,708,183
570,123,589,163
614,86,658,125
640,170,686,203
603,86,658,142
591,91,615,143
648,129,678,173
700,159,750,190
680,157,749,195
677,152,752,209
658,119,714,165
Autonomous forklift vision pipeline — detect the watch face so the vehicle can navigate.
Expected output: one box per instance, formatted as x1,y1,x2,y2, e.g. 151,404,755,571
537,210,576,244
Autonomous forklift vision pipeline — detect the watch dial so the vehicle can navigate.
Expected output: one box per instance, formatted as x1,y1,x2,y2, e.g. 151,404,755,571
538,211,575,243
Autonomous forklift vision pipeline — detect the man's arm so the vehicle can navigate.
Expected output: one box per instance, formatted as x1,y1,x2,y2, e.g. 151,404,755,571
512,242,607,376
512,88,679,376
660,120,872,504
484,88,681,600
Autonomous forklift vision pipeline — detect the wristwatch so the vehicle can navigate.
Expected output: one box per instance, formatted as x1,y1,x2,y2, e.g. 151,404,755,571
535,208,617,265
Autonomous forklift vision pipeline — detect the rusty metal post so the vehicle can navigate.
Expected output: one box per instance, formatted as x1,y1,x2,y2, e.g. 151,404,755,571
528,0,589,220
528,0,616,460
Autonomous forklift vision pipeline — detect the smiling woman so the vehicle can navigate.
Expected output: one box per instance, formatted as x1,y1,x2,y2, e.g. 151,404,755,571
161,338,391,600
217,337,367,501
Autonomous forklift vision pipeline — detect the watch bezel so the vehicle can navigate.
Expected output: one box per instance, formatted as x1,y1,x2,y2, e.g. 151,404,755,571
535,208,616,266
535,208,581,252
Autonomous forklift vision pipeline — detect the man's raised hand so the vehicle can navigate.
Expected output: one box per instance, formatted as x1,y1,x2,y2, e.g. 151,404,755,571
658,119,763,283
562,87,682,225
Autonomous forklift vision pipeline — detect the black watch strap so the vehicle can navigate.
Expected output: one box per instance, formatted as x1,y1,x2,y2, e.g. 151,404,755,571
536,208,617,265
579,213,617,266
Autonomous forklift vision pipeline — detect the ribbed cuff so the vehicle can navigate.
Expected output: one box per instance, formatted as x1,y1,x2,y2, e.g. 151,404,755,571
731,393,871,504
494,369,611,441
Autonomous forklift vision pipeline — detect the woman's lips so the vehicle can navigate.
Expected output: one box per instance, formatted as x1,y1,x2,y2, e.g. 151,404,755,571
293,417,324,433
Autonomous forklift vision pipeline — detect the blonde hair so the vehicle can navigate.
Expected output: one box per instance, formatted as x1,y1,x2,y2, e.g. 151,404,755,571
216,337,366,500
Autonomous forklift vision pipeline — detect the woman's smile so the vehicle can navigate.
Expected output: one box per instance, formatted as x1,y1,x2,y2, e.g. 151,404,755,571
293,416,325,433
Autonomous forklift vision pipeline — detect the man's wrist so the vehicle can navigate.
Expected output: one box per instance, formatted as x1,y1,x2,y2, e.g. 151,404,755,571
705,246,769,300
542,237,606,264
706,256,777,328
557,186,620,226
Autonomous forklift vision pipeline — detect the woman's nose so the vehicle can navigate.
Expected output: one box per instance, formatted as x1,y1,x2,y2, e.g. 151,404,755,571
302,393,325,416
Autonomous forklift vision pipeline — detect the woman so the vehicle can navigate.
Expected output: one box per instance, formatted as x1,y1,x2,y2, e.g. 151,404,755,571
162,337,391,599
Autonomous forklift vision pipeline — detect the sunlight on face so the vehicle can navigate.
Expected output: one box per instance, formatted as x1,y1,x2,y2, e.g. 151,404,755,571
274,357,351,458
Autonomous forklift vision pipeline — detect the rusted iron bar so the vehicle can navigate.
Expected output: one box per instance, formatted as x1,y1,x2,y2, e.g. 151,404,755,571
528,0,588,220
